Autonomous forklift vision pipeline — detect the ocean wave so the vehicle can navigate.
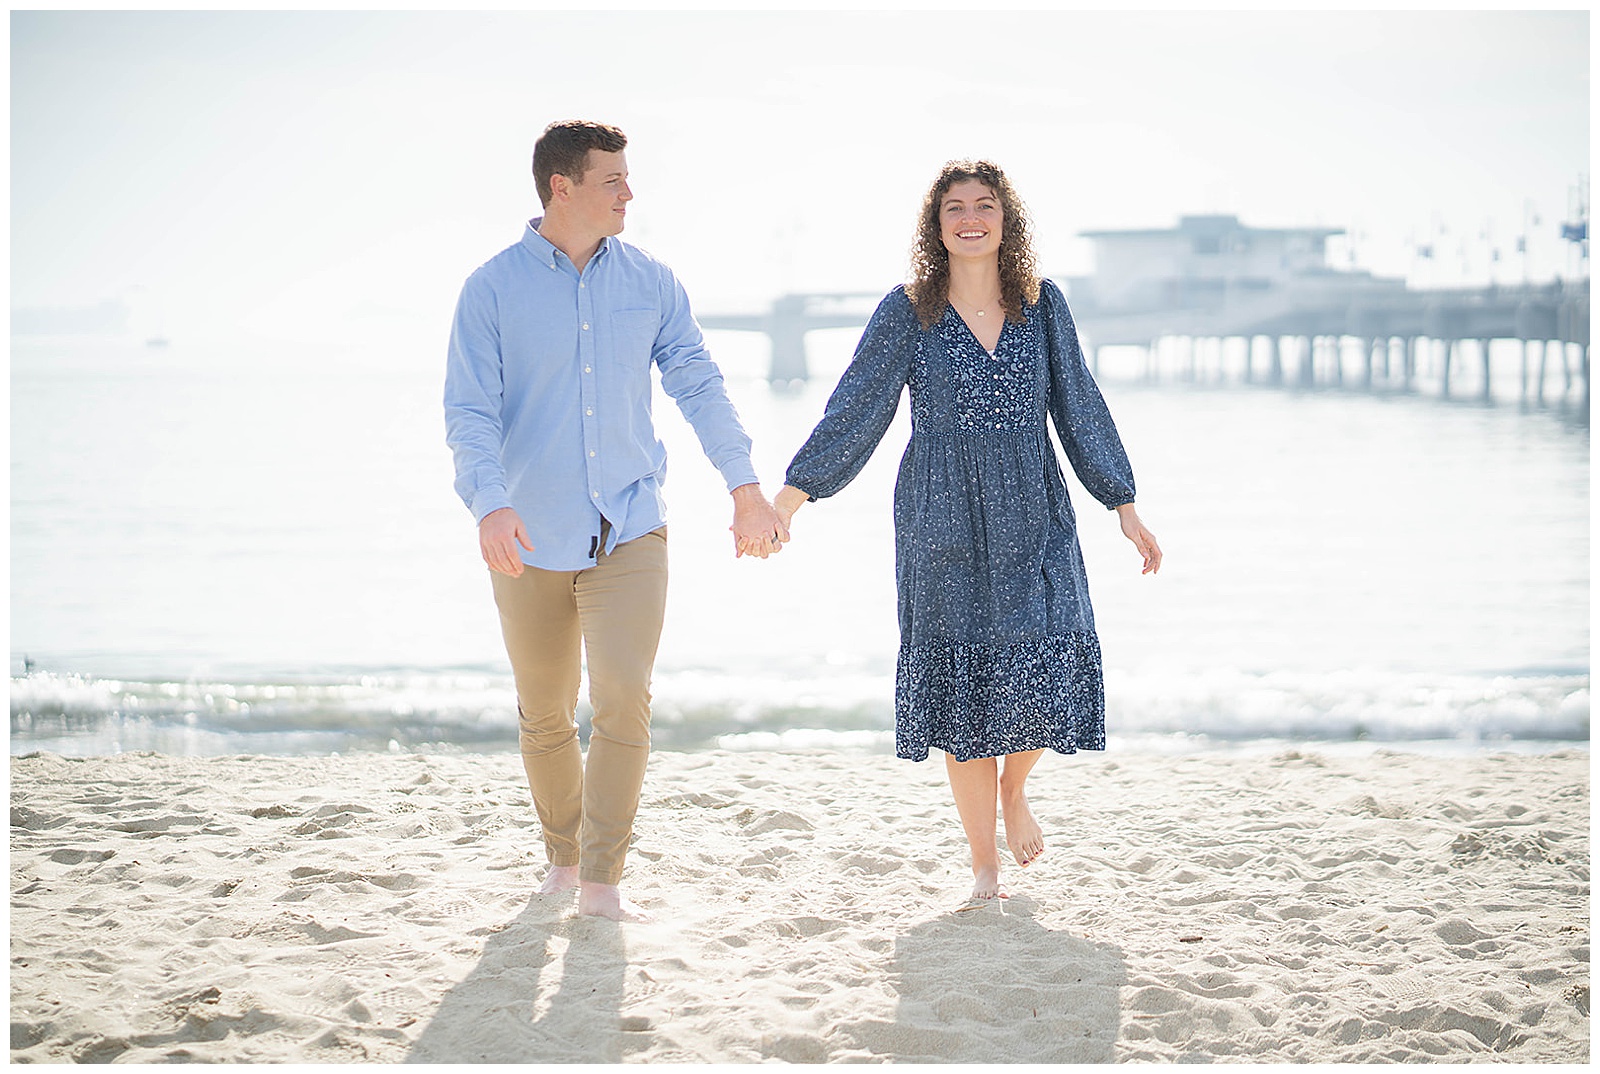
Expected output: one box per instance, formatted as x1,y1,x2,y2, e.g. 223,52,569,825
8,665,1590,758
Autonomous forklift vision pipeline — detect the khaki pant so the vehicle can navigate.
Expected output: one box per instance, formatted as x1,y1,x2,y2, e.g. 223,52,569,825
490,525,668,885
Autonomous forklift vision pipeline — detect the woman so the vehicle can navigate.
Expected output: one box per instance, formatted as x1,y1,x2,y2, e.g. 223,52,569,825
773,160,1161,904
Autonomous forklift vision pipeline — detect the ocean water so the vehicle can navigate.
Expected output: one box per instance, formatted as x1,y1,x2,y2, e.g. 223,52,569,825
8,326,1590,757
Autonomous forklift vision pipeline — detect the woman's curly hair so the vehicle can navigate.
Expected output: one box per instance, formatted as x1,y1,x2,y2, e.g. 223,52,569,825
906,159,1041,329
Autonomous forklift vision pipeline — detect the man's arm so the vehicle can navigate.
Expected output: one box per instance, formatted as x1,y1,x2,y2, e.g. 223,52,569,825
444,272,515,522
445,272,533,572
651,268,785,558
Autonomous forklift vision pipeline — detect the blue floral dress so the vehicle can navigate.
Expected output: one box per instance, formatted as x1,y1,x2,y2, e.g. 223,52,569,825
785,279,1136,762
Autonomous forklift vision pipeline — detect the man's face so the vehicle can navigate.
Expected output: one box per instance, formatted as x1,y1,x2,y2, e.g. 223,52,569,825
561,149,632,237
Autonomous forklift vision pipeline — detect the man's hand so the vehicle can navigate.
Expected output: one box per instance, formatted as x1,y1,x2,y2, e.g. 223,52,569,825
729,483,787,559
480,507,534,576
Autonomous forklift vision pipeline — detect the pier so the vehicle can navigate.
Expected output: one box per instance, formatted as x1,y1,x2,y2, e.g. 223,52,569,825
1072,278,1590,411
699,292,881,381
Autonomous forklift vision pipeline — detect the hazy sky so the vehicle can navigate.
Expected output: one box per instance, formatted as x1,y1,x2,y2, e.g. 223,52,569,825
9,7,1591,352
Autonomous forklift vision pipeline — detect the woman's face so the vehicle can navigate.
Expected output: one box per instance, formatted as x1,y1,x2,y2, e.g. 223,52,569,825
938,179,1003,262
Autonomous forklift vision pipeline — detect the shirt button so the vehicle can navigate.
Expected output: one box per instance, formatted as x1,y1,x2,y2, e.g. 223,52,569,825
582,323,590,330
584,366,592,373
592,490,599,498
580,282,586,288
586,408,593,416
589,450,596,457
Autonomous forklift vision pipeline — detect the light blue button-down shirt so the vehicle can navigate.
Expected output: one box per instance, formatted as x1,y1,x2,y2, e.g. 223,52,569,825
444,220,760,570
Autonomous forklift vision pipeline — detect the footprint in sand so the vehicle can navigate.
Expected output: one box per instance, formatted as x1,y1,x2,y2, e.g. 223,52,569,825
739,809,815,835
46,848,116,865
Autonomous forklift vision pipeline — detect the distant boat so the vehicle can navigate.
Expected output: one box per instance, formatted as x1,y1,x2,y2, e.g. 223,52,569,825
145,337,170,348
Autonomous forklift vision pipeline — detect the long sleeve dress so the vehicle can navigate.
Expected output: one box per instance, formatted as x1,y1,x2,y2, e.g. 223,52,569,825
785,279,1136,762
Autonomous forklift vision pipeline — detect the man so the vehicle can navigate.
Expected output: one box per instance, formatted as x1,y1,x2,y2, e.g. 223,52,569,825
444,120,785,922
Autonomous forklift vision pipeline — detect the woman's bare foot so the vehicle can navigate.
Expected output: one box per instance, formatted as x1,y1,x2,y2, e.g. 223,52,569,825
578,881,654,923
969,863,1008,901
1001,789,1045,867
539,864,579,895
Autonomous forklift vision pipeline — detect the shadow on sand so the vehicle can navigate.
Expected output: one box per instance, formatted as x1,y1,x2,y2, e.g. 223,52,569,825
406,895,638,1063
834,893,1126,1062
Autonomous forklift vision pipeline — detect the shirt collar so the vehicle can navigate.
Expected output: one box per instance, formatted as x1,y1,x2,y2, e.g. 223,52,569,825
522,217,613,269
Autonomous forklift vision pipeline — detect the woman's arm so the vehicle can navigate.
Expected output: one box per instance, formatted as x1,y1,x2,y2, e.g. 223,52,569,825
782,289,916,504
773,484,810,532
1040,280,1137,510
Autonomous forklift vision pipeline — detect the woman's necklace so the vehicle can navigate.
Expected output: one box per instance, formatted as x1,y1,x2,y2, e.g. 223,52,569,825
950,292,1001,318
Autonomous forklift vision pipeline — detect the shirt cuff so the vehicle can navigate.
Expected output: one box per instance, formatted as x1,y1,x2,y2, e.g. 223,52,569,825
718,458,762,494
470,488,514,523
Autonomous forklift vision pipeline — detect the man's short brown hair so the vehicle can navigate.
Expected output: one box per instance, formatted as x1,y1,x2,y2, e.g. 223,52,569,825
532,120,628,207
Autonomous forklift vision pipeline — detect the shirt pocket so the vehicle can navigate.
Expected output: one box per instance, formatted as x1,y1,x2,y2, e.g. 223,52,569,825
610,307,660,367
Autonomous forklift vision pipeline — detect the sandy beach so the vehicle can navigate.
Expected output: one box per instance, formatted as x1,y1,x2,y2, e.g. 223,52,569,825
8,745,1590,1063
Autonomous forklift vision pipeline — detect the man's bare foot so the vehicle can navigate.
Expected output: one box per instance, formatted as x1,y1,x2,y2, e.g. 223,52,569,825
539,864,579,895
968,864,1008,901
1001,790,1045,867
578,881,654,922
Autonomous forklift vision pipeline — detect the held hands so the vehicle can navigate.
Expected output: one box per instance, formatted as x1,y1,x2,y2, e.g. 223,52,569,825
482,490,797,570
729,484,789,559
480,507,534,576
1115,504,1162,575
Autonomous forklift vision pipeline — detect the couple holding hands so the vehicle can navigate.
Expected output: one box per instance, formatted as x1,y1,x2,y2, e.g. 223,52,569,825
444,120,1161,922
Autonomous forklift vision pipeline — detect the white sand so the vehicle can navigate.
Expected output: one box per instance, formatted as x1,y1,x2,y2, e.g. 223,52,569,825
8,746,1590,1062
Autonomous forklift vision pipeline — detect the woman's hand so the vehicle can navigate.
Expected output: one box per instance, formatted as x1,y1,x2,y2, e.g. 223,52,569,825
1115,504,1162,575
773,485,810,537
